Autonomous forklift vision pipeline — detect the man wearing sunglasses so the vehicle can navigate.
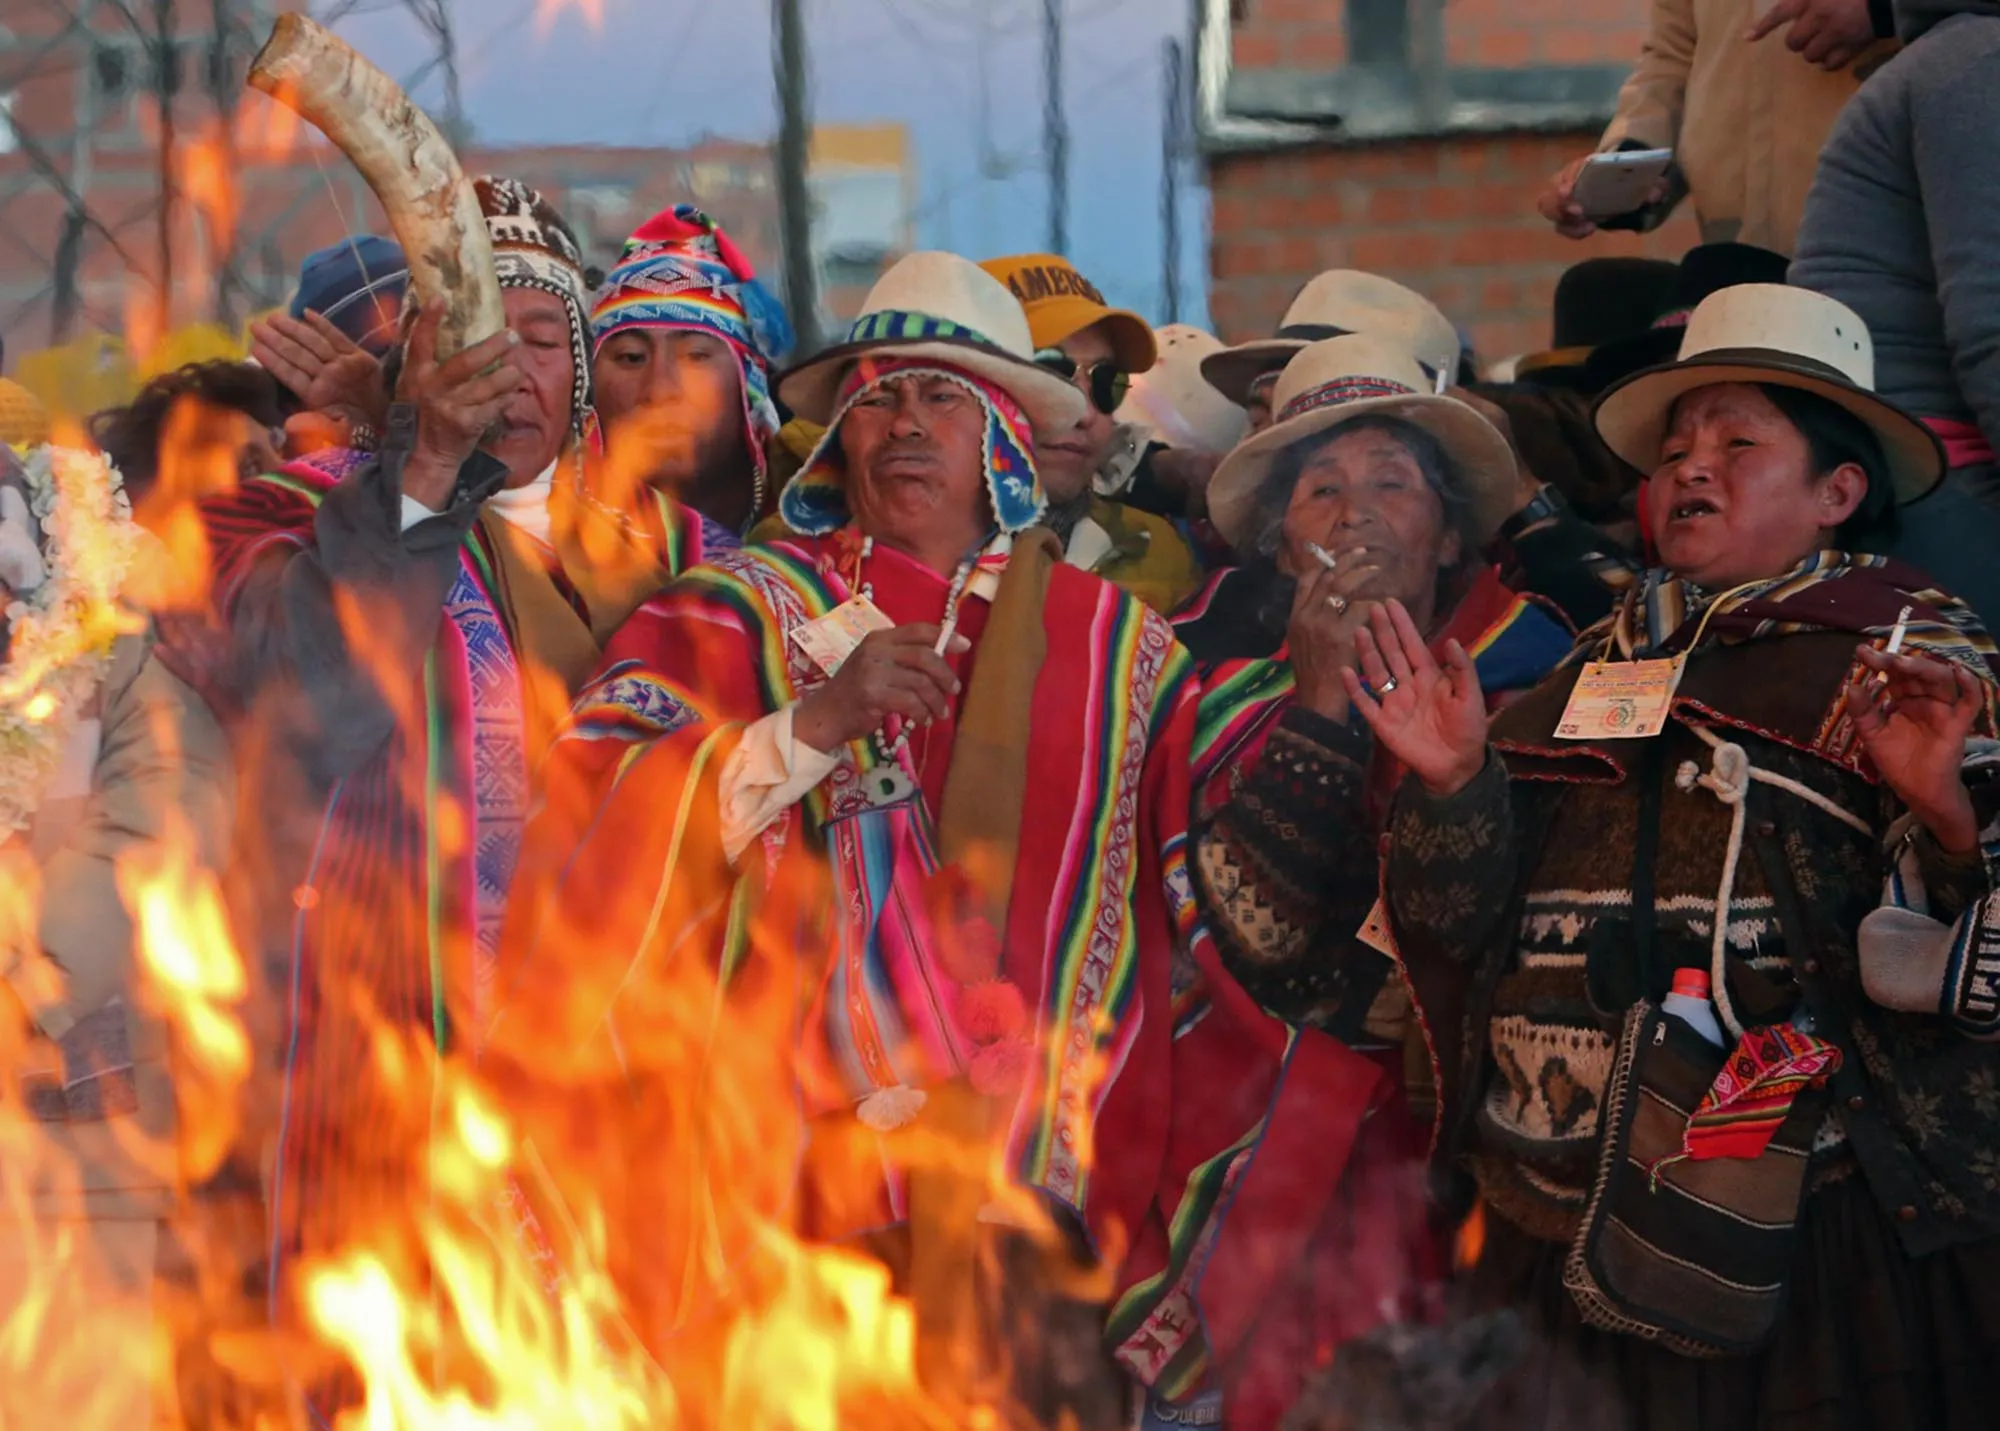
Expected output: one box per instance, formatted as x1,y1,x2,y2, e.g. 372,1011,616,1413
981,254,1202,614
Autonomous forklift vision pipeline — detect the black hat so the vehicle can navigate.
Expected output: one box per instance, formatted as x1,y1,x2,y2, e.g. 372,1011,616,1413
1581,243,1793,395
1513,258,1679,393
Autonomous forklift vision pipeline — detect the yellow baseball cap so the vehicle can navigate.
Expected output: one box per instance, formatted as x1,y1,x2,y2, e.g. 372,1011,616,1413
979,253,1158,375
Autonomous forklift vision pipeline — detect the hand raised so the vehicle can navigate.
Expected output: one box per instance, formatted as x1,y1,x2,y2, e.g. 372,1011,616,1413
793,624,972,754
1343,599,1490,796
396,302,522,509
1846,646,1985,852
251,310,388,427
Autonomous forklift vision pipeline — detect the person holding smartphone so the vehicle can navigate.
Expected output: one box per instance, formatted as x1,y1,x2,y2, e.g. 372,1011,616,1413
1536,0,1895,254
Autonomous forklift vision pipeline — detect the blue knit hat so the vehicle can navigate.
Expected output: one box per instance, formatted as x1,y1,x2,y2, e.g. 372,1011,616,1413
289,236,409,357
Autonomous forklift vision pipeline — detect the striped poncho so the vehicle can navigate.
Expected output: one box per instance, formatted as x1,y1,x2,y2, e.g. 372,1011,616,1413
490,529,1388,1397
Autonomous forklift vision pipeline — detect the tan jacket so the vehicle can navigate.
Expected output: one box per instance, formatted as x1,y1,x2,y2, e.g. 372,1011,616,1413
1599,0,1893,255
0,630,234,1221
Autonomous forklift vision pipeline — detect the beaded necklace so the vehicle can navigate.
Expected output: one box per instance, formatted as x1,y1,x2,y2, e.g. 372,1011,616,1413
849,535,977,766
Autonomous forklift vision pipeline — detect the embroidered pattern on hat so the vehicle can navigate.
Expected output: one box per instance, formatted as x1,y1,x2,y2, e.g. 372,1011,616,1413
476,176,593,438
1277,375,1419,424
844,310,996,348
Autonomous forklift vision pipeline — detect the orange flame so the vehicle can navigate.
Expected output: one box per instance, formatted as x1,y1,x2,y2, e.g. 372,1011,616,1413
535,0,607,33
1454,1200,1487,1272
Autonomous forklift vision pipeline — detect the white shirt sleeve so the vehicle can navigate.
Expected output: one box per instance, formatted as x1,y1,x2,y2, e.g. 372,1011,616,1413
400,494,442,532
719,704,840,862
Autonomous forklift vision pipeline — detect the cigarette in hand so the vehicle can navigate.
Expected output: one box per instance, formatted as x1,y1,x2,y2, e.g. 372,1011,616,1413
935,615,959,657
1306,542,1339,572
1885,606,1912,657
1871,605,1912,686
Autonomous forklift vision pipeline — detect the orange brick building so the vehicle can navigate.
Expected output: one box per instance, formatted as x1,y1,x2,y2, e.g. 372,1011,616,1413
1197,0,1699,364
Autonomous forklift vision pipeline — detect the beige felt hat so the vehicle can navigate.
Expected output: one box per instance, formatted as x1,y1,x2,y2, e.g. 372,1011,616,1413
1593,284,1944,504
1115,325,1252,455
1202,271,1462,406
1207,334,1518,551
777,251,1088,433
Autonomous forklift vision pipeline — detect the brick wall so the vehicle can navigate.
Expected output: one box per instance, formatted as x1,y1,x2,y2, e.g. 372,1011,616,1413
1211,0,1704,364
1209,134,1698,364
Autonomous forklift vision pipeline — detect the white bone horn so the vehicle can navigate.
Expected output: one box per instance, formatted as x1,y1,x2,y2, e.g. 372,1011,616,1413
248,14,505,359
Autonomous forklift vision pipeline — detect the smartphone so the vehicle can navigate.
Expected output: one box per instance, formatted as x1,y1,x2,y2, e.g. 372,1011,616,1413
1572,149,1674,220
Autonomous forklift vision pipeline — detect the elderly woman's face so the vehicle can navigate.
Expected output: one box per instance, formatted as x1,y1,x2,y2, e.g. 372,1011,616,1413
1644,383,1866,589
1279,426,1461,609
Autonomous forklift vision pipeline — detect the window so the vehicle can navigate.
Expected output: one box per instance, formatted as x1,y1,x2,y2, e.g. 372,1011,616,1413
1346,0,1409,67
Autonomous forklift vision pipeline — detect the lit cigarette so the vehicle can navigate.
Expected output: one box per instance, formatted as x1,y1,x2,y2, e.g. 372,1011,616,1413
1434,368,1451,396
934,615,960,657
1306,542,1339,572
1885,606,1912,657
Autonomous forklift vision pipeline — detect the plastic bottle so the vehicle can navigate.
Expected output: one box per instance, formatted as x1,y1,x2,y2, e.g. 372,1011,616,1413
1662,967,1726,1047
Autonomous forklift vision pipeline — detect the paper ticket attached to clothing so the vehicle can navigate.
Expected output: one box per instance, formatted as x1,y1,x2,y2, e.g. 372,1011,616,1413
1554,656,1686,741
790,596,894,676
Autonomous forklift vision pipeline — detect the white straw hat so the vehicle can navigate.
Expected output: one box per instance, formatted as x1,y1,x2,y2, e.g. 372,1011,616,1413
1115,325,1252,455
1207,334,1518,551
777,251,1087,433
1593,284,1944,504
1202,271,1462,406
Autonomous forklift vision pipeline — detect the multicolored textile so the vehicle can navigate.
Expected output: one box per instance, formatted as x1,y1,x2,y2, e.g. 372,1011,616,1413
476,176,594,437
779,359,1044,536
181,450,547,1307
1659,1024,1843,1172
589,204,792,478
493,528,1390,1401
1582,552,1999,679
1182,566,1575,812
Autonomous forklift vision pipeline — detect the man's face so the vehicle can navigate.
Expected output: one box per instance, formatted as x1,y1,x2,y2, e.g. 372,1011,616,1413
483,288,575,488
1035,322,1121,506
840,371,992,558
591,328,748,503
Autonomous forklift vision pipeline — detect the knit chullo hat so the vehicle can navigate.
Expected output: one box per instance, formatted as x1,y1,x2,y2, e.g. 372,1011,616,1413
475,176,594,439
590,204,796,480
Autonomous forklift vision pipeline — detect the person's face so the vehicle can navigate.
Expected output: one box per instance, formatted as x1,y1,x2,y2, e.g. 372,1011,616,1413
1035,322,1121,505
1246,372,1281,433
841,371,993,559
484,288,575,488
591,328,747,500
1644,383,1866,589
1279,425,1461,611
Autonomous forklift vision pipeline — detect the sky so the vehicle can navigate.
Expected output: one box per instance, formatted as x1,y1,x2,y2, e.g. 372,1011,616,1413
333,0,1212,326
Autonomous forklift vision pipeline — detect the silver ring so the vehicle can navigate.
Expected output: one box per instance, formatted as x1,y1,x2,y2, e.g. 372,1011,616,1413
1327,594,1349,615
1378,676,1400,695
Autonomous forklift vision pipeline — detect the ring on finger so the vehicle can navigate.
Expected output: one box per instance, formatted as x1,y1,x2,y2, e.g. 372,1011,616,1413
1327,594,1349,615
1379,676,1400,695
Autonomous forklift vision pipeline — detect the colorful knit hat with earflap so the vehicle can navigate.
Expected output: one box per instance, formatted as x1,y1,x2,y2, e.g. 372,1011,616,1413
590,205,794,483
475,176,595,443
781,356,1043,537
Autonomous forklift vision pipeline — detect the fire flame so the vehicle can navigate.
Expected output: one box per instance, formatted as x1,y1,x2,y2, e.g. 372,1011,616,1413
535,0,607,34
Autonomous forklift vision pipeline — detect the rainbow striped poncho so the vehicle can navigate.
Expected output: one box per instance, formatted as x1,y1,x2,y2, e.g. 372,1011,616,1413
492,530,1393,1395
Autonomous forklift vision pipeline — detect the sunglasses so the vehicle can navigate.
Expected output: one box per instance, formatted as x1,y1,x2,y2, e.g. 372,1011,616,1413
1035,348,1130,417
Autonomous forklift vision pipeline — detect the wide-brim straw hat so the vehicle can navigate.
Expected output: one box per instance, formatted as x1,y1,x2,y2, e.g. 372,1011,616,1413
1207,333,1519,551
1593,284,1944,505
777,252,1087,433
1115,324,1251,455
1202,271,1462,406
